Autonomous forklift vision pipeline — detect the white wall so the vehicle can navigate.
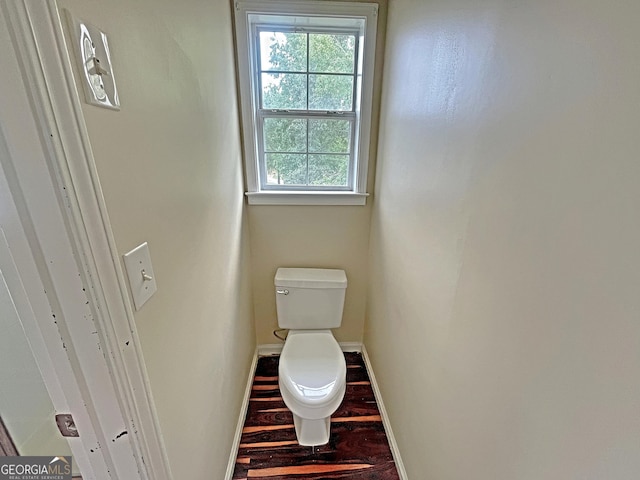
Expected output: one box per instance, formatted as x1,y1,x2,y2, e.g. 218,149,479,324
57,0,254,478
365,0,640,478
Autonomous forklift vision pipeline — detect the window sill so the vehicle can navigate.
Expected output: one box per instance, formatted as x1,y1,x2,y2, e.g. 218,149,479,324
246,191,369,206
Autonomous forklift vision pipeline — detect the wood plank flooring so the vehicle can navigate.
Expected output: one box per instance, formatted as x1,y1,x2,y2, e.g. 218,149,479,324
232,352,400,480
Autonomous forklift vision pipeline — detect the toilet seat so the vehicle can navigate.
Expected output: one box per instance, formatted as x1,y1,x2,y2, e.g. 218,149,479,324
279,330,346,414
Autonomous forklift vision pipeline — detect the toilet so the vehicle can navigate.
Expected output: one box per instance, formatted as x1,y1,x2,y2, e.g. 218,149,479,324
275,267,347,446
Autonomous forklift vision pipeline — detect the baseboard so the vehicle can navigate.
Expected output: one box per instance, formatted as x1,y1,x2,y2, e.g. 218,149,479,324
257,341,362,357
362,345,409,480
224,348,258,480
339,341,363,352
257,343,284,356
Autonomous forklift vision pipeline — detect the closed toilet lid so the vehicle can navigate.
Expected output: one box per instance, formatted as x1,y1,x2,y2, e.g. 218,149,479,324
279,331,346,407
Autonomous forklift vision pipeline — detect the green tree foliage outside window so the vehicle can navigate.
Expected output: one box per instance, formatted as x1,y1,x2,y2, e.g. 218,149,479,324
259,31,356,187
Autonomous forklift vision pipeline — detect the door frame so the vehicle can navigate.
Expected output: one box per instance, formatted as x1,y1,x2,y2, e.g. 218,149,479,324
0,1,172,479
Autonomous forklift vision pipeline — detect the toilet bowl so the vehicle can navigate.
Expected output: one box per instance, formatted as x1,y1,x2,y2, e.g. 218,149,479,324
274,267,348,446
279,330,346,446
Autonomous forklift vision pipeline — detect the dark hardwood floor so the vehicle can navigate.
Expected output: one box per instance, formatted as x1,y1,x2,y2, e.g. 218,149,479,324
232,352,400,479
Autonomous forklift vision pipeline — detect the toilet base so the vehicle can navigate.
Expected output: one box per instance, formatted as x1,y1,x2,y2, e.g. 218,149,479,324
293,414,331,446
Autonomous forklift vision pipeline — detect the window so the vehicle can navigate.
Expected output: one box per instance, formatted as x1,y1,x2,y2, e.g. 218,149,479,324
234,0,379,205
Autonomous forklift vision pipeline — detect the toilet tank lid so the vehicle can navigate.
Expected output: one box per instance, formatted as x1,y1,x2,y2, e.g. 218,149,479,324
275,268,347,289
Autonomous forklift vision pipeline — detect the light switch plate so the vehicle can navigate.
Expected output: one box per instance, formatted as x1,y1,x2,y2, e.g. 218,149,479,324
123,242,157,310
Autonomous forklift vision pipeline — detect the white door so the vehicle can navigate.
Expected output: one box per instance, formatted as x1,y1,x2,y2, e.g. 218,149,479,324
0,229,79,476
0,106,116,479
0,122,100,475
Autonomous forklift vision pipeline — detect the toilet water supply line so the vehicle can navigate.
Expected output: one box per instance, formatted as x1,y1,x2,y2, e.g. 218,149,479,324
273,328,288,341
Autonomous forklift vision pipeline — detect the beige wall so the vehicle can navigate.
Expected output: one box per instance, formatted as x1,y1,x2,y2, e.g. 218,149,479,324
366,0,640,478
59,0,254,478
249,205,370,345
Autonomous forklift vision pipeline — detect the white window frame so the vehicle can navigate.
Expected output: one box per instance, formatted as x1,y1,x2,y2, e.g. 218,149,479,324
234,0,378,206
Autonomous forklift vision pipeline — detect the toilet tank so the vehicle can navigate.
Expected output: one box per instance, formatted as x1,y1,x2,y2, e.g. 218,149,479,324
275,268,347,329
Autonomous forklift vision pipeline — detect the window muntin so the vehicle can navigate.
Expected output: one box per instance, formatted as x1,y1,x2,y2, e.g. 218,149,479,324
234,1,378,204
261,115,353,186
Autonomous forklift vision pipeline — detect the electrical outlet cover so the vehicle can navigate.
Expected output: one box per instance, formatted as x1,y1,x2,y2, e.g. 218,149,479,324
65,10,120,110
123,242,157,310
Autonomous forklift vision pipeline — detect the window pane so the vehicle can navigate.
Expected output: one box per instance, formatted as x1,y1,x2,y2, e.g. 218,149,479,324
263,118,307,153
309,75,353,111
308,155,349,186
309,119,351,153
309,34,356,73
265,154,308,185
262,73,307,109
259,31,307,72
